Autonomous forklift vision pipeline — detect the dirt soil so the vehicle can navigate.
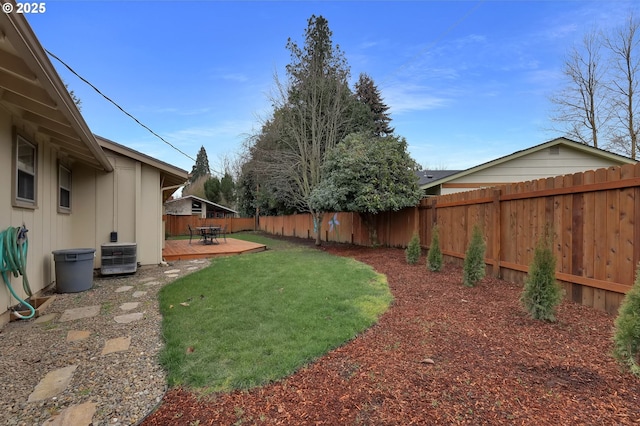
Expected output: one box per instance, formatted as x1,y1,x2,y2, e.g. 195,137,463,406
141,239,640,425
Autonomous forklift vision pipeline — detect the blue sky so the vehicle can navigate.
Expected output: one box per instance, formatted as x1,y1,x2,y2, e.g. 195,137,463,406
25,0,637,175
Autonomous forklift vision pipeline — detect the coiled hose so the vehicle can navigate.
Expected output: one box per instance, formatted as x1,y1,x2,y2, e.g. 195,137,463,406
0,226,34,319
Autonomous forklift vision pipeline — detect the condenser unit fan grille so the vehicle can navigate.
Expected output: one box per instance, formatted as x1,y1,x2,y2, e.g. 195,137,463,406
101,243,137,275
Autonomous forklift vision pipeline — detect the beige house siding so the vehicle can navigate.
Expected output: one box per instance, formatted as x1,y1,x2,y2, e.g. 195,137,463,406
70,151,170,268
440,144,633,195
0,118,74,322
0,12,188,327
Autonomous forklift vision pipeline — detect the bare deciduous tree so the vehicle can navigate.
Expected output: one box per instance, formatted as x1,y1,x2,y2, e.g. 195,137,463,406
604,14,640,159
550,29,608,148
253,15,353,245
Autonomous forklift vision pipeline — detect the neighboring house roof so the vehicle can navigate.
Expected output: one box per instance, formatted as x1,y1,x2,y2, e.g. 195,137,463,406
96,135,189,189
165,195,238,214
419,137,636,191
415,169,462,186
0,12,113,172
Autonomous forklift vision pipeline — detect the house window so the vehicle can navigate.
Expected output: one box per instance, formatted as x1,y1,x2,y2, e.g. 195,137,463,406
13,135,37,208
192,200,202,214
58,164,71,212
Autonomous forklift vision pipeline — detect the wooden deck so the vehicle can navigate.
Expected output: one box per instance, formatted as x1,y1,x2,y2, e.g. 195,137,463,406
162,238,266,261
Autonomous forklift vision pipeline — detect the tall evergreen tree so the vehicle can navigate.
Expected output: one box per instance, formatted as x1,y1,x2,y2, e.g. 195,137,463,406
189,146,211,184
355,73,394,136
204,176,221,203
220,172,236,205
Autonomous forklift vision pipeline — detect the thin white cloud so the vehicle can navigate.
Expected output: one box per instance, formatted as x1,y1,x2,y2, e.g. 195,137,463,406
383,83,453,114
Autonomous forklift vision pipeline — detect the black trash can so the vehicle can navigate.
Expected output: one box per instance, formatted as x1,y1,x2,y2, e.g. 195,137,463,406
52,248,96,293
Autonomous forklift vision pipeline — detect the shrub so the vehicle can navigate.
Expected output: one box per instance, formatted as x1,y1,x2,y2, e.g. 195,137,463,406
427,225,443,272
463,224,486,287
613,263,640,377
520,227,562,321
405,232,421,265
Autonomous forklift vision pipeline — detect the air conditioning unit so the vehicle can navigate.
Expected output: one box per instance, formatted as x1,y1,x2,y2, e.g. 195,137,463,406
101,243,137,275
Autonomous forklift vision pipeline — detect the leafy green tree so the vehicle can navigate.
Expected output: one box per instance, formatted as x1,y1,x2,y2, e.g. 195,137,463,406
427,225,443,272
613,262,640,376
520,227,563,321
204,176,221,204
463,224,486,287
355,73,394,136
405,232,421,265
310,132,422,246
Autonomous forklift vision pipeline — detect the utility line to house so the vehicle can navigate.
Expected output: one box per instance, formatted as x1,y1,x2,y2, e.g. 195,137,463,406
45,49,224,178
380,0,485,87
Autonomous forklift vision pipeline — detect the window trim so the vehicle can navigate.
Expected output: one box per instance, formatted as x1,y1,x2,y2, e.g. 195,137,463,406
12,131,38,209
58,163,71,214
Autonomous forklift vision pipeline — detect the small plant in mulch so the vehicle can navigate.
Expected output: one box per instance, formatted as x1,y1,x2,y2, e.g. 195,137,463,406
463,224,486,287
405,232,421,265
520,226,562,322
613,262,640,377
427,225,443,272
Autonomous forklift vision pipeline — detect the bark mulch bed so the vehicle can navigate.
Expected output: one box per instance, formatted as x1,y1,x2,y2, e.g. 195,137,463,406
141,241,640,425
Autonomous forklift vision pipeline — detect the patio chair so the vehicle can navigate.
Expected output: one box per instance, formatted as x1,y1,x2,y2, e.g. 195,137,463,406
187,225,194,244
220,225,227,243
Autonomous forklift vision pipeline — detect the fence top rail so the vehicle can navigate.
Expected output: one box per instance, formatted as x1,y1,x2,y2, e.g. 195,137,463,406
429,175,640,208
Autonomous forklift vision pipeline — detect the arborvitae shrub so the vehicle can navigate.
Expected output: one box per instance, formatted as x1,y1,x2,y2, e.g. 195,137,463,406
405,232,421,265
463,224,486,287
613,263,640,377
520,227,562,321
427,225,443,272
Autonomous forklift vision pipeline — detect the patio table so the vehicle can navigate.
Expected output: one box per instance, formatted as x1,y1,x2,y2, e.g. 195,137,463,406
196,226,221,245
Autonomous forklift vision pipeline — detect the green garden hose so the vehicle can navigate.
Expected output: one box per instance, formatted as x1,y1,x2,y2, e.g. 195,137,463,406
1,226,34,319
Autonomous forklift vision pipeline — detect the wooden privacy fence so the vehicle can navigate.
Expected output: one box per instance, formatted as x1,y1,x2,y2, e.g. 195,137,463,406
259,162,640,314
258,208,418,247
421,162,640,314
164,215,256,237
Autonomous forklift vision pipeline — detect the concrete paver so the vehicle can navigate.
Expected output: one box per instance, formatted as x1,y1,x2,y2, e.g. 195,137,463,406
27,365,78,402
66,330,91,342
114,312,144,324
119,302,139,311
58,305,100,323
102,336,131,355
43,401,96,426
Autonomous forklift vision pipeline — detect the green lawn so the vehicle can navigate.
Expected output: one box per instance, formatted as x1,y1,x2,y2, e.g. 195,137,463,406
158,233,392,392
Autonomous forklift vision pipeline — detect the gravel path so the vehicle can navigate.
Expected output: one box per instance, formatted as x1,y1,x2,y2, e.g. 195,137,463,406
0,259,208,426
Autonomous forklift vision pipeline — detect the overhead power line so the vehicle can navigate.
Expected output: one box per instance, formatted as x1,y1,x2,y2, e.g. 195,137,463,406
45,49,224,178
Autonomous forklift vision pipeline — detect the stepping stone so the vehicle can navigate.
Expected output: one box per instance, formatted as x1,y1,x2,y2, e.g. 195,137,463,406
187,266,199,270
190,260,205,264
119,302,139,311
102,336,131,355
166,274,179,278
28,365,77,402
132,291,147,298
144,281,160,287
34,313,57,324
164,269,180,274
67,330,91,342
138,277,156,283
43,401,96,426
59,306,101,323
114,312,144,324
115,286,133,293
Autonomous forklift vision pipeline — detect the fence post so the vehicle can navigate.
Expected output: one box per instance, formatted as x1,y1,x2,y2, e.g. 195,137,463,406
492,188,502,278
